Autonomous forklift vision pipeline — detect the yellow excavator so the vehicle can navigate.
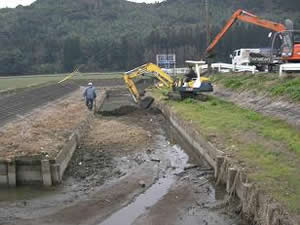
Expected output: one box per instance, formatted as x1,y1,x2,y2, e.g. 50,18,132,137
123,61,213,108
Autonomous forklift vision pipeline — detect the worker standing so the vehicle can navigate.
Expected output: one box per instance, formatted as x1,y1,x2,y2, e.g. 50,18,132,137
83,82,97,110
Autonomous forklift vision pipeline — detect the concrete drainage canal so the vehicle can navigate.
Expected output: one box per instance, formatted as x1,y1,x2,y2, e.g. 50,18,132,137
0,89,244,225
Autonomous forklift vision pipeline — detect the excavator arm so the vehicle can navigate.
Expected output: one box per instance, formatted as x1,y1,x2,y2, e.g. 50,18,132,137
205,9,287,55
123,63,175,103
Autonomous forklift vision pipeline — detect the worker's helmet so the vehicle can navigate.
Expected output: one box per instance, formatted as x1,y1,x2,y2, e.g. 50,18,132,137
88,82,93,86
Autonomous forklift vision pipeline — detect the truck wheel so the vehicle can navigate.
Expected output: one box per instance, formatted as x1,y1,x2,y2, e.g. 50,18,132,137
268,65,274,73
256,66,264,72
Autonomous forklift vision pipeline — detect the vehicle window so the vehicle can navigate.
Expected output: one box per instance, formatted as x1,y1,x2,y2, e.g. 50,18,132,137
294,32,300,43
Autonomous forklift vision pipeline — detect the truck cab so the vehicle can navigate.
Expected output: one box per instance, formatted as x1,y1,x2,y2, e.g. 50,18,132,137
231,48,261,66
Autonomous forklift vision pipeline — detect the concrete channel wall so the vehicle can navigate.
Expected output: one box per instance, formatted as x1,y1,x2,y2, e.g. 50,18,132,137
0,91,107,187
153,99,296,225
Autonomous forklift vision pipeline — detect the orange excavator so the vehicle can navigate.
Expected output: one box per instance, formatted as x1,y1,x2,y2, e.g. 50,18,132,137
205,9,300,63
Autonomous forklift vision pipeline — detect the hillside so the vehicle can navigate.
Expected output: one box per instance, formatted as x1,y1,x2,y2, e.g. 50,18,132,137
0,0,300,74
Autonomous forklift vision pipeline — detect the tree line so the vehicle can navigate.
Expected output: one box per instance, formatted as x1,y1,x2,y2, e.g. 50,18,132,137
0,0,298,75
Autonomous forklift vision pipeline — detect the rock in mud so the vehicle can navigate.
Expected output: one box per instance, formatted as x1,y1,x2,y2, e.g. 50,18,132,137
139,180,146,188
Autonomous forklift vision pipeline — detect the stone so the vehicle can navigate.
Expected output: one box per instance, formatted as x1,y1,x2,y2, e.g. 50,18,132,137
138,180,146,188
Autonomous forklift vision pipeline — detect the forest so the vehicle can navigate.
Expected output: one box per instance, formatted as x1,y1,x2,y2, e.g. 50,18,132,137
0,0,300,75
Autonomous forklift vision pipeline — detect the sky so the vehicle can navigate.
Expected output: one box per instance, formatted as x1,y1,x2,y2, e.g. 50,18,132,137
127,0,164,3
0,0,164,8
0,0,35,8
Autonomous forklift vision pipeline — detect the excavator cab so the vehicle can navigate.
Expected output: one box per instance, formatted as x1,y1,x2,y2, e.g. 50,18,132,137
183,61,204,88
270,30,300,62
176,61,213,98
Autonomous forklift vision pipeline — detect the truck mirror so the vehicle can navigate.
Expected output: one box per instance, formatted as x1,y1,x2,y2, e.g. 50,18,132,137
230,54,233,58
268,32,273,38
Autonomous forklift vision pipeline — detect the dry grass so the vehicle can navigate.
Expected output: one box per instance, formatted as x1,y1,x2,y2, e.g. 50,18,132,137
85,113,152,156
0,90,89,160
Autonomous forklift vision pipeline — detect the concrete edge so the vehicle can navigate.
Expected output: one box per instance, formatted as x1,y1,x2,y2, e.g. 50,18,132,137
51,90,107,185
153,98,296,225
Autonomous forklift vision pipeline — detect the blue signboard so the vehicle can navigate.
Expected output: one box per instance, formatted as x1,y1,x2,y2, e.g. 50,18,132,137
156,54,176,69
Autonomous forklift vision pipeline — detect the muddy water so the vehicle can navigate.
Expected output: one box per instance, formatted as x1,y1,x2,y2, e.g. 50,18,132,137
99,177,175,225
98,105,241,225
99,136,189,225
0,186,56,202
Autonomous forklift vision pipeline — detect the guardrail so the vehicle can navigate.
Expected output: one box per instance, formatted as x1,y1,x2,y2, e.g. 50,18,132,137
210,63,256,74
162,63,256,75
279,63,300,77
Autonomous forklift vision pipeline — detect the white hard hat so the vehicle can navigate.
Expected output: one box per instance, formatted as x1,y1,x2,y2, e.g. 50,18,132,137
88,82,93,86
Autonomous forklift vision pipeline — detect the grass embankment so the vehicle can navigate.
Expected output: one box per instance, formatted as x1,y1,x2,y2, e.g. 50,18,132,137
153,90,300,216
212,73,300,102
0,72,122,92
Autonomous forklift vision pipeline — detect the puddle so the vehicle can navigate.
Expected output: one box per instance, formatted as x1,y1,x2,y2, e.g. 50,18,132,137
98,133,190,225
99,176,175,225
98,116,231,225
0,186,57,202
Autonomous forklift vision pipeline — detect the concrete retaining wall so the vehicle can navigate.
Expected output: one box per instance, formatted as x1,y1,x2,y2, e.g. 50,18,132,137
154,99,296,225
0,91,107,187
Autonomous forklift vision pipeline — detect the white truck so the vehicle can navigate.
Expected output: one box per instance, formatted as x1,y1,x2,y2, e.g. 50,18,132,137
231,48,278,71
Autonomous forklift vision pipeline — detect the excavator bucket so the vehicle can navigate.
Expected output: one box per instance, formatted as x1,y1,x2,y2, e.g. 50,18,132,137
139,96,154,109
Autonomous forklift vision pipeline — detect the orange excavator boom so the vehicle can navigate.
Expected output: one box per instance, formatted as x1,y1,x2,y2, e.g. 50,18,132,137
205,9,287,54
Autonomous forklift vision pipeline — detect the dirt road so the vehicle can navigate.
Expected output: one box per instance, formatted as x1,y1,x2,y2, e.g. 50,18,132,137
0,90,243,225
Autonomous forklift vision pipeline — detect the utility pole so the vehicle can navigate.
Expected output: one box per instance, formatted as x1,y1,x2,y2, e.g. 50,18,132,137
205,0,212,74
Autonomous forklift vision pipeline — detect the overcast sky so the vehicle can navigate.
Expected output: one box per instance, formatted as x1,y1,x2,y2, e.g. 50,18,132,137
0,0,164,8
0,0,35,8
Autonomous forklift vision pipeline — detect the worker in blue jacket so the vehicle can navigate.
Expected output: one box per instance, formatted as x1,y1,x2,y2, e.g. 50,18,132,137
83,82,97,110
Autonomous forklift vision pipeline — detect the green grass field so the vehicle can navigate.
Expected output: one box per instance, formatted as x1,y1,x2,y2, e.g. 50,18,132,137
153,89,300,216
212,73,300,102
0,72,123,92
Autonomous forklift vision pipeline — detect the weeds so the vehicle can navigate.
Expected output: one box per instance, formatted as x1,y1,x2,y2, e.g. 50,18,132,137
183,98,197,104
269,78,300,101
212,73,300,102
